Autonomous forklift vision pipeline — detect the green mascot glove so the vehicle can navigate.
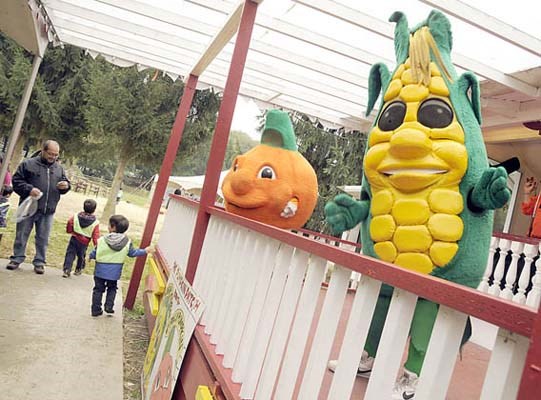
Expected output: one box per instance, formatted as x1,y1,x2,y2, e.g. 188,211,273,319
324,193,369,235
470,166,511,211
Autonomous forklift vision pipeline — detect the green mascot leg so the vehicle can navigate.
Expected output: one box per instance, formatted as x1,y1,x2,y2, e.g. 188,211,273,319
364,284,394,357
404,299,439,375
364,290,472,375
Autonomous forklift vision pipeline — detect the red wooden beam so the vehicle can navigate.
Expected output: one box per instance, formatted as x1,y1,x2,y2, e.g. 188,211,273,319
206,206,537,337
517,305,541,399
184,0,259,284
124,74,199,309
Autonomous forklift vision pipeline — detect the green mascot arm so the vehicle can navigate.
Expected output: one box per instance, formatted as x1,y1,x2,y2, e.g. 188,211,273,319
469,166,511,211
324,194,369,235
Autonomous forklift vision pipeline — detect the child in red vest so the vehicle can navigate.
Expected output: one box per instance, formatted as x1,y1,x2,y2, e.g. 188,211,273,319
62,199,100,277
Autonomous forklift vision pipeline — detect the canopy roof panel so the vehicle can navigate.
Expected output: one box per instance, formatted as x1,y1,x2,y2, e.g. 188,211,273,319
33,0,541,131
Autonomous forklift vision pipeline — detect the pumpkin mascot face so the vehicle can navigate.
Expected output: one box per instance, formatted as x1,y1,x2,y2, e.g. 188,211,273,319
222,109,318,229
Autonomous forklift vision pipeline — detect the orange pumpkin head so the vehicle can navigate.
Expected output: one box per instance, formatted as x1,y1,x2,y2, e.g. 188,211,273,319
222,110,318,229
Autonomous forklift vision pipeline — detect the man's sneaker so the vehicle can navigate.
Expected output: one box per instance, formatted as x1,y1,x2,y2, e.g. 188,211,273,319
62,270,70,278
392,369,419,400
34,265,45,274
327,350,375,378
104,307,115,314
92,310,103,317
74,269,82,276
6,261,20,270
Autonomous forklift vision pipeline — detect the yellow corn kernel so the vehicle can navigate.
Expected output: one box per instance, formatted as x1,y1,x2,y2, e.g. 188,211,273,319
394,225,432,252
430,62,441,76
392,198,430,225
430,241,459,267
428,214,464,241
428,76,449,96
430,122,465,143
400,84,429,102
404,58,411,68
400,69,415,85
371,190,394,215
395,253,433,274
384,79,403,101
428,189,463,214
370,215,396,242
368,126,393,147
374,241,397,262
393,64,405,79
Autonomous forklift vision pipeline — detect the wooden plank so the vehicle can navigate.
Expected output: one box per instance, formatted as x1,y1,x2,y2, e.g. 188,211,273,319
297,265,351,400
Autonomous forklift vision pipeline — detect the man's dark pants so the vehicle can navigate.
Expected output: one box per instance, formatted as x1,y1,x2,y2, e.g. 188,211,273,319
63,236,88,273
10,211,54,266
92,276,118,313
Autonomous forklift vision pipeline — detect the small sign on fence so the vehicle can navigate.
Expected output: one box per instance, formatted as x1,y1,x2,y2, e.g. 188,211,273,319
141,261,205,400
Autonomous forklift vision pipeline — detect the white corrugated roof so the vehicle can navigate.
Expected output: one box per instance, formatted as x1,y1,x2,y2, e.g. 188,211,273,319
6,0,541,131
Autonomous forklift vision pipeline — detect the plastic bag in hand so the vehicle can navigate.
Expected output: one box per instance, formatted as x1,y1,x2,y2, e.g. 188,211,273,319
16,193,43,223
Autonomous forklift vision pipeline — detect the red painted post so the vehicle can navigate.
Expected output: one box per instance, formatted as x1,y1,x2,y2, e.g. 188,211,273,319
124,74,199,309
517,305,541,399
184,0,259,284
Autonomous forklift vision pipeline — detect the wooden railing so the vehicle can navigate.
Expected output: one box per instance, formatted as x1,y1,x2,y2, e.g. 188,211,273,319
155,196,539,399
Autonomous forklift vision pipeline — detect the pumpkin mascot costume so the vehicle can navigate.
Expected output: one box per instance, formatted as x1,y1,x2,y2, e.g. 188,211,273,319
325,10,510,398
222,109,318,230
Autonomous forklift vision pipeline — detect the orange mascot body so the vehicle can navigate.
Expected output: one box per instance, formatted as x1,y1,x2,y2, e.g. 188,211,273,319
222,109,318,229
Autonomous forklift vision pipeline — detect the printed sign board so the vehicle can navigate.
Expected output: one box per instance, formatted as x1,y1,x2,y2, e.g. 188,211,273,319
141,262,205,400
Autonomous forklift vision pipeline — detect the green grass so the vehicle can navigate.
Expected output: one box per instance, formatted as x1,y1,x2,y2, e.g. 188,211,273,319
122,189,151,208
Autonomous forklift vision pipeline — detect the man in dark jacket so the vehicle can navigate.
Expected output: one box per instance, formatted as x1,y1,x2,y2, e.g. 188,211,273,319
6,140,70,274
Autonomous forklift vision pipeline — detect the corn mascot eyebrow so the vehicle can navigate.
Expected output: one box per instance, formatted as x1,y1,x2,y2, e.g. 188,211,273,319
222,109,318,230
325,10,511,383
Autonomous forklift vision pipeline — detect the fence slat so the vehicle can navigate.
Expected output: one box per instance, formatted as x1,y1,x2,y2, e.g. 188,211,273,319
415,306,468,399
211,228,248,347
327,275,381,400
254,250,310,399
274,255,327,400
232,239,281,384
501,241,524,300
239,245,295,398
480,329,529,400
364,289,418,400
221,234,264,367
297,265,351,400
203,227,239,333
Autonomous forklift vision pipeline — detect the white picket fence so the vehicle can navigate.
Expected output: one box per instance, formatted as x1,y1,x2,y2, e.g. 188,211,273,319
157,197,537,399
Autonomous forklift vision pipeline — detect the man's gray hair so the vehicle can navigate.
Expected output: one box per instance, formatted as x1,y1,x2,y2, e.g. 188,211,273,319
42,140,60,151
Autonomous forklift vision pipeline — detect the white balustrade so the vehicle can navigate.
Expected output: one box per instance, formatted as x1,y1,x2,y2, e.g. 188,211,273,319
479,236,499,293
489,239,511,297
526,245,541,309
500,240,524,300
514,243,538,305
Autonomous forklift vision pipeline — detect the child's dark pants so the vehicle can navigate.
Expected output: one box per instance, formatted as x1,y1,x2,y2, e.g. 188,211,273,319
92,276,118,313
63,236,88,273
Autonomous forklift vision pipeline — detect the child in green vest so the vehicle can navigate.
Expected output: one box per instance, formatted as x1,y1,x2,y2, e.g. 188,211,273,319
89,214,152,317
62,199,100,278
0,185,13,244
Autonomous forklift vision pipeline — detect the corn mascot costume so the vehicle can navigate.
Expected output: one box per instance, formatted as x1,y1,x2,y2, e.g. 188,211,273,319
325,10,511,388
222,109,318,229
